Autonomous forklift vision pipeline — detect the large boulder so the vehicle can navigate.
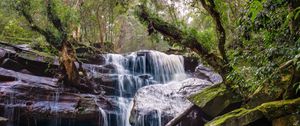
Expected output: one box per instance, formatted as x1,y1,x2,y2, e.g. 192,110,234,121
205,97,300,126
129,78,213,126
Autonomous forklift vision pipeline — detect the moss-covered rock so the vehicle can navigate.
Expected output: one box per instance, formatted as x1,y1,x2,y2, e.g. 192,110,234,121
205,97,300,126
188,84,242,117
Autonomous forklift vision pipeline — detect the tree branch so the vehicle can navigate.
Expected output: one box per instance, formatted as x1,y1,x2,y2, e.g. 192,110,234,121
199,0,228,63
46,0,67,43
136,5,230,76
16,0,59,49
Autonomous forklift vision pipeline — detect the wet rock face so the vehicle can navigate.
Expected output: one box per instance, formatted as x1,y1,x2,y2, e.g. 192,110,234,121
0,67,111,126
130,78,213,126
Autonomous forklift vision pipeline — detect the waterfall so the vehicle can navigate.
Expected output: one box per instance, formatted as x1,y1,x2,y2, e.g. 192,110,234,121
0,50,187,126
100,50,186,126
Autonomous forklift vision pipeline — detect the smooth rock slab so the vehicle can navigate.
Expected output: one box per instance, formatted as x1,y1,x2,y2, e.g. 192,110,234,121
130,78,212,126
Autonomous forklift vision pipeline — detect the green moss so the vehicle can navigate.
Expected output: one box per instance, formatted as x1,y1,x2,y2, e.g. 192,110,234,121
206,98,300,126
257,97,300,118
18,51,56,64
206,108,253,126
188,84,242,117
188,84,226,108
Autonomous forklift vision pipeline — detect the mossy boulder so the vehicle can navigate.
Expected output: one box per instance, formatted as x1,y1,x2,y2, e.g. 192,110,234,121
205,97,300,126
188,84,242,117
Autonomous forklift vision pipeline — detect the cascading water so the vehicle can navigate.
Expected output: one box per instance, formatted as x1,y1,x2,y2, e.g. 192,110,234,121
99,50,186,126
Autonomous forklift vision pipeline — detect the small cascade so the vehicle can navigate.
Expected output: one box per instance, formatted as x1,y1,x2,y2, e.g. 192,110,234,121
52,87,61,126
4,93,16,126
90,95,109,126
98,50,186,126
99,108,108,126
135,110,163,126
4,74,21,126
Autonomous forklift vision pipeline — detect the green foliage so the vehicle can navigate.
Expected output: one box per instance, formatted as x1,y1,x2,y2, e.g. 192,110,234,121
249,0,264,22
227,0,300,96
294,7,300,19
283,7,300,28
0,0,43,44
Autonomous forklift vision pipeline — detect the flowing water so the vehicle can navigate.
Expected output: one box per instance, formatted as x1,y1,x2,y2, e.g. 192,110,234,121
99,50,187,126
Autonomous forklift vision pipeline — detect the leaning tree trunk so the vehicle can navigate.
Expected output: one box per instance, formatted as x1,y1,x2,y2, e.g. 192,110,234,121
60,39,96,93
60,40,80,85
199,0,227,63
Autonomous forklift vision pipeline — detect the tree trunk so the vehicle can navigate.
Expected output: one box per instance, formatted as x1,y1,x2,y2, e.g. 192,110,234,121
199,0,228,62
60,40,80,85
96,3,105,47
